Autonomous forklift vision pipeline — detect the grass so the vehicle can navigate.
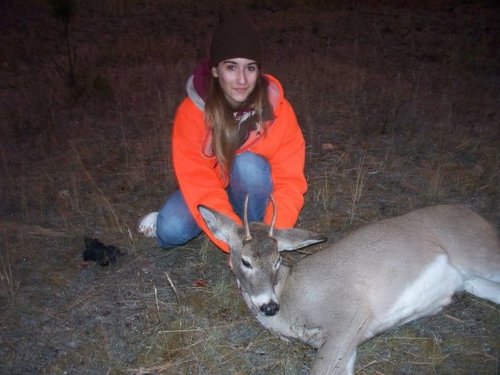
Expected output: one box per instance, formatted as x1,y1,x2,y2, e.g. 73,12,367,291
349,153,368,224
0,1,499,374
0,251,20,298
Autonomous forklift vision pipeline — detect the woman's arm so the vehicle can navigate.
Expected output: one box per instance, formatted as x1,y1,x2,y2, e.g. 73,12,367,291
172,98,240,252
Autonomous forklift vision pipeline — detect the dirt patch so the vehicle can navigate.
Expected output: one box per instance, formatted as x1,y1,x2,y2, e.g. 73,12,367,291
1,1,499,374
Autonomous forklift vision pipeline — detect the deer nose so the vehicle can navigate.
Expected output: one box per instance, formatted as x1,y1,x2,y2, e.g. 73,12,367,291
260,301,280,316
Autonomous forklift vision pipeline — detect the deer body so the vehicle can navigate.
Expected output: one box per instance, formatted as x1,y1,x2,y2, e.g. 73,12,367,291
199,203,500,374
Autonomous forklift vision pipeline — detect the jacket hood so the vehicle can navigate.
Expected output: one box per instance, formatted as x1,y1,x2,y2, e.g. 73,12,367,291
186,58,210,111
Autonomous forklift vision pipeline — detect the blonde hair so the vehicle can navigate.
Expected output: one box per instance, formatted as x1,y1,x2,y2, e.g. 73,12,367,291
205,73,269,177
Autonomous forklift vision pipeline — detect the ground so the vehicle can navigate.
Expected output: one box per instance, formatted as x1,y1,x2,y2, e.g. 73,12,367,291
0,1,499,374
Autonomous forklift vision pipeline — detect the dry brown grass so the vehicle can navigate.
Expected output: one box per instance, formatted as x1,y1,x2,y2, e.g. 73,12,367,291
1,1,499,374
0,251,20,297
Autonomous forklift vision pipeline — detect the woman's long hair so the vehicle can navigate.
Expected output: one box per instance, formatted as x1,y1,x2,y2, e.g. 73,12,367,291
205,73,269,177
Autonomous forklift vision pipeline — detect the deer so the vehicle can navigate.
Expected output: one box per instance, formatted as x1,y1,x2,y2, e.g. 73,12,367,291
198,197,500,375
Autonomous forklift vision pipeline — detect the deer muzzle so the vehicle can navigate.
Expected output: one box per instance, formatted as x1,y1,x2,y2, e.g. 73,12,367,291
259,301,280,316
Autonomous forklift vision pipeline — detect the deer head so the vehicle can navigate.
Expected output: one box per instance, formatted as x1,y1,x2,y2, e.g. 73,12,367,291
198,195,327,316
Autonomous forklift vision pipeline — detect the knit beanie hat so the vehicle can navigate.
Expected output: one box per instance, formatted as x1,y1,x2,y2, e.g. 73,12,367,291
209,6,262,67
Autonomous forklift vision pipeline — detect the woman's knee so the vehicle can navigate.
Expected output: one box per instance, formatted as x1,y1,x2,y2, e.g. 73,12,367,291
228,153,273,222
157,216,199,248
231,152,272,191
156,191,201,248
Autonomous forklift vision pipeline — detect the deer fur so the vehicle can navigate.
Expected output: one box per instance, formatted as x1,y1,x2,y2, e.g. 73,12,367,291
198,201,500,374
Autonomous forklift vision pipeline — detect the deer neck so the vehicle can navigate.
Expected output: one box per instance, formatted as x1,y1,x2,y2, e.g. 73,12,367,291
275,263,291,299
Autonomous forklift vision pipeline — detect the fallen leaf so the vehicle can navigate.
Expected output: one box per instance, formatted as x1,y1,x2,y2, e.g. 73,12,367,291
192,279,208,288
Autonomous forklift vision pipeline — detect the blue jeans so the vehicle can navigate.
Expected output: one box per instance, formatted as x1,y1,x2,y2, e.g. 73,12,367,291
156,152,273,248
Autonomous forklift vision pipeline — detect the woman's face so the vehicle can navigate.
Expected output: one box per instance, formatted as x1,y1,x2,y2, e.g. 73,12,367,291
211,58,259,108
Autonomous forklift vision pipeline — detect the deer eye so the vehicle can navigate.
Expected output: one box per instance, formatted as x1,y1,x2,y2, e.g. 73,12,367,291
241,258,253,270
274,257,282,269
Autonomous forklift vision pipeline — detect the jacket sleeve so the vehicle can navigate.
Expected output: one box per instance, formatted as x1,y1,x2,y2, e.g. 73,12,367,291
263,98,307,228
172,99,240,252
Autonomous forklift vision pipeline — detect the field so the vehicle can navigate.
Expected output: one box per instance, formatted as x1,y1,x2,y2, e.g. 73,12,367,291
1,1,499,374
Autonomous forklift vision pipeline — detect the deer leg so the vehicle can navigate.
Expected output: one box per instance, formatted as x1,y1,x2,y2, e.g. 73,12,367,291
309,336,357,375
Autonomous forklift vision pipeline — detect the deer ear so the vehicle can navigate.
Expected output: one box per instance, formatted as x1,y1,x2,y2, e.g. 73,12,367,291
198,205,239,243
274,228,327,252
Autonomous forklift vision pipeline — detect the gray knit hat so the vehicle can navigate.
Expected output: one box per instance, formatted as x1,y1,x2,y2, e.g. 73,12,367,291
209,6,262,67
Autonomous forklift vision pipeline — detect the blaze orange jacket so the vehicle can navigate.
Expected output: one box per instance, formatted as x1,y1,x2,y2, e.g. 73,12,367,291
171,73,307,252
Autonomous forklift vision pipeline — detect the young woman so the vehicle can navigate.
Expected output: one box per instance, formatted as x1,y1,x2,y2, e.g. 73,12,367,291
138,7,307,252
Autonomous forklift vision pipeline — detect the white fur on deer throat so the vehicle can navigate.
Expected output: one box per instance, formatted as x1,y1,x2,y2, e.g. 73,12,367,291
365,254,463,339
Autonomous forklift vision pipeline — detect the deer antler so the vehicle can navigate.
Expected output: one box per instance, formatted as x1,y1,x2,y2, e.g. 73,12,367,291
243,194,252,241
269,194,277,238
